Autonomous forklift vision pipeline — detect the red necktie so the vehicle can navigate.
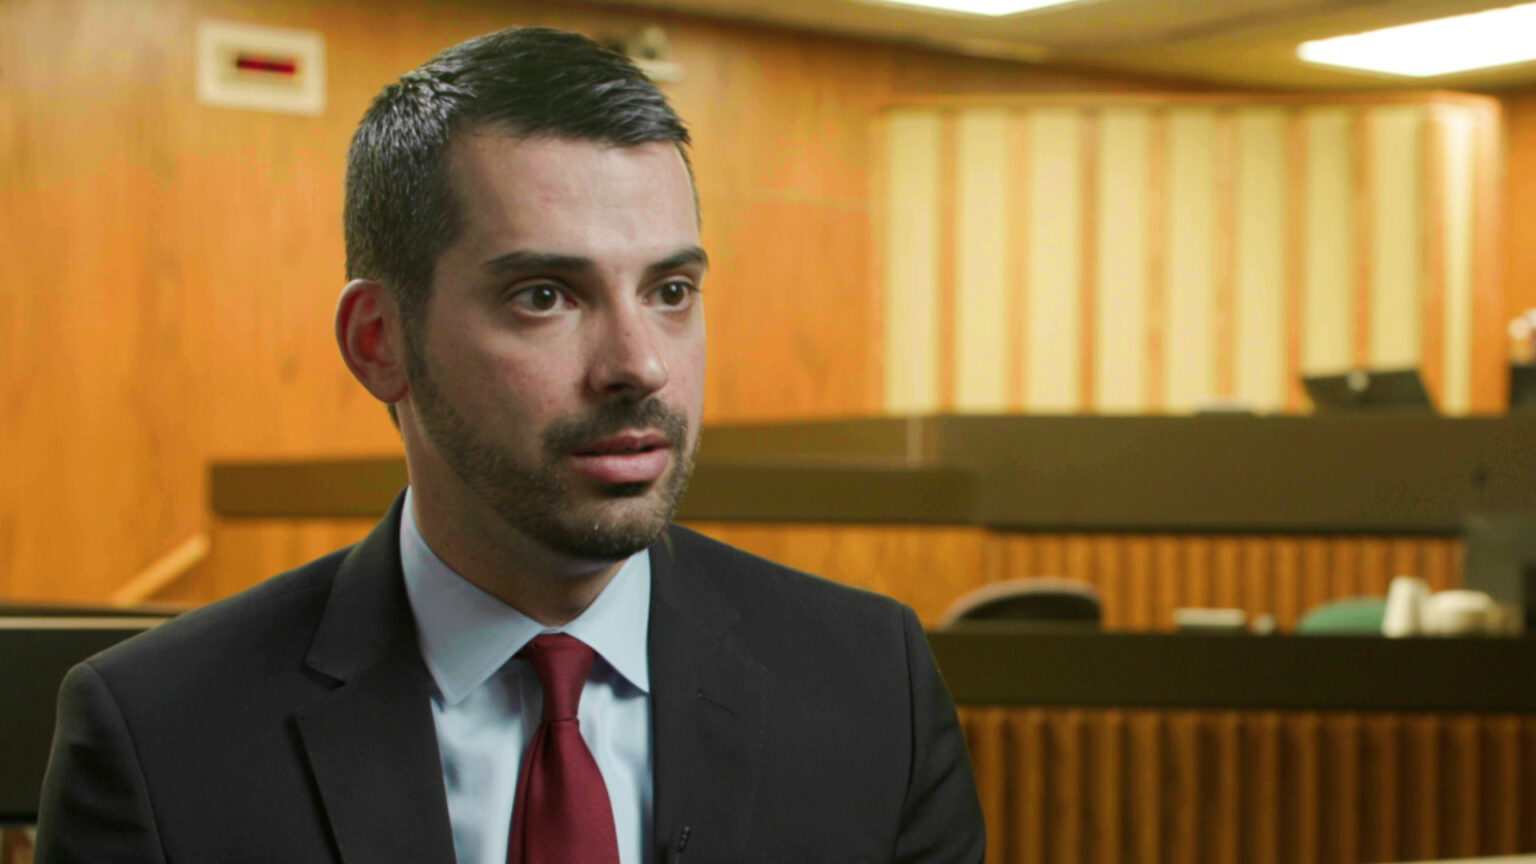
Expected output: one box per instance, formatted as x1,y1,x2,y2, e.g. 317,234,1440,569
507,634,621,864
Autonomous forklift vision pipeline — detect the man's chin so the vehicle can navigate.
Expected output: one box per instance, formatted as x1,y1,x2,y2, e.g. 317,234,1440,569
528,494,675,562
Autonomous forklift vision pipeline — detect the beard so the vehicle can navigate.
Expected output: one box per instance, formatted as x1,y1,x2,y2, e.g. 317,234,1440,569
408,353,698,562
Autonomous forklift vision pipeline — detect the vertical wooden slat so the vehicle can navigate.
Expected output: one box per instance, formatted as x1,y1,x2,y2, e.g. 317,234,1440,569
1126,535,1154,631
1008,111,1032,411
1389,537,1422,583
1019,710,1048,864
1471,101,1506,412
1325,713,1362,864
1092,535,1125,631
1130,712,1163,864
1285,109,1309,411
965,708,1010,864
1051,711,1088,864
1300,539,1332,621
1352,109,1375,369
1153,536,1182,629
1449,714,1483,857
1286,712,1323,864
1406,714,1443,859
1146,110,1168,413
1184,536,1214,611
1363,713,1403,863
868,112,890,413
1524,717,1536,853
1066,534,1095,584
1167,713,1200,864
938,111,959,411
1272,536,1303,632
1247,713,1282,864
1421,105,1448,409
1095,711,1126,864
1214,109,1238,401
955,109,1013,411
1360,536,1392,597
1211,712,1242,864
1485,714,1522,854
1330,536,1363,600
1240,538,1273,628
1080,109,1100,411
1212,536,1243,611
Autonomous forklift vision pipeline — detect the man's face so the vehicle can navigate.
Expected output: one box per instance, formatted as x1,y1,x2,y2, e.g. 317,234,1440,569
404,133,706,562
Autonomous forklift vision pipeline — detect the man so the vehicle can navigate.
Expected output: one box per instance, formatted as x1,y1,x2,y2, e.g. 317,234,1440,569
36,27,984,864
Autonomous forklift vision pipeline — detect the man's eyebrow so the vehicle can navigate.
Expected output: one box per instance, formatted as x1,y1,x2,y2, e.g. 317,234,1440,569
482,250,595,275
482,246,710,277
646,246,709,276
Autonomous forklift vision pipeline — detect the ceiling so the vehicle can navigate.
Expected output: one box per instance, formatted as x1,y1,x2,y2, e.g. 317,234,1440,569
602,0,1536,91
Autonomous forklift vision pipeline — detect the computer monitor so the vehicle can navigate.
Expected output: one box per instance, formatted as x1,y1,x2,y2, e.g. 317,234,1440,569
0,614,169,824
1462,512,1536,633
1302,367,1435,414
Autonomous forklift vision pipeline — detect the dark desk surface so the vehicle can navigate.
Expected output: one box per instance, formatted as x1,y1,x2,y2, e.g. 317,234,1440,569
929,626,1536,712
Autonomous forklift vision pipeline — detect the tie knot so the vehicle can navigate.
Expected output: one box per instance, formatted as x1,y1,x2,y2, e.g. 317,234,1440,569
519,633,596,722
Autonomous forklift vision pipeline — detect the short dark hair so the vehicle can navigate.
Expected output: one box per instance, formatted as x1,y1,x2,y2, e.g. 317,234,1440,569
344,26,691,336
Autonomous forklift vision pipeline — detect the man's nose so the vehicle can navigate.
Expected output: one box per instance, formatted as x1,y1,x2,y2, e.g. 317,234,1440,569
586,304,669,400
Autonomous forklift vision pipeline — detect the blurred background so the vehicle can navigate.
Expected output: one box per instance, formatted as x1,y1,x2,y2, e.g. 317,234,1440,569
7,1,1536,861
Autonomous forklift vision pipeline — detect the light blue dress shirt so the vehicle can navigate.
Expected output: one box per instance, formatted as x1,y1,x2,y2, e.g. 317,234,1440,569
399,488,654,864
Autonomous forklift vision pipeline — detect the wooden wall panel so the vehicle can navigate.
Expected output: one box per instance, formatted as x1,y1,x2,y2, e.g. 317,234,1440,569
958,707,1536,864
880,96,1503,417
1164,109,1219,412
1501,89,1536,329
1095,110,1152,412
1,0,1181,602
683,524,1463,630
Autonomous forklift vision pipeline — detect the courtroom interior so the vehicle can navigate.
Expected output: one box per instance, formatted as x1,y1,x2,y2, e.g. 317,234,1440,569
5,0,1536,862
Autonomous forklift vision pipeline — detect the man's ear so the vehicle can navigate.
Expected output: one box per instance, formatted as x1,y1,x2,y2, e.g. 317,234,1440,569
336,279,410,405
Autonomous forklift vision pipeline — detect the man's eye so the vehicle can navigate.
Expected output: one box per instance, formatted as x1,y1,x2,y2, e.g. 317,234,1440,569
509,284,566,314
654,281,694,309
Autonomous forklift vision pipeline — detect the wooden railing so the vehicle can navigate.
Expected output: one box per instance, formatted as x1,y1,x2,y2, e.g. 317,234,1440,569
960,706,1533,864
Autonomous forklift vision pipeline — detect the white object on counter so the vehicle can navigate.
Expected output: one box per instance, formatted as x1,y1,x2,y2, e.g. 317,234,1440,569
1422,589,1499,635
1383,575,1429,637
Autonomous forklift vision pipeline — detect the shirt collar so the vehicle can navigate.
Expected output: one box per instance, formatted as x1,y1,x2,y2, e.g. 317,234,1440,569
399,487,652,707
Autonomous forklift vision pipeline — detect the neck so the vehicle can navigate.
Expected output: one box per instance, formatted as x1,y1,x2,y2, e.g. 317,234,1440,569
408,481,625,627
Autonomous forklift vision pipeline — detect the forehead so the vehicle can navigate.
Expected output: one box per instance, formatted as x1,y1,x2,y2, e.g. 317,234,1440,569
443,132,698,258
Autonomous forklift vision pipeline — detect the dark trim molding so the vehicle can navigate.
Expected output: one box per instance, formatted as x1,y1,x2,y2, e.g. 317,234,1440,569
928,627,1536,712
209,415,1536,532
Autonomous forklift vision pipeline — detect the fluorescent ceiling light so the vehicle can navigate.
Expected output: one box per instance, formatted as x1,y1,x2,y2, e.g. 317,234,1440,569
869,0,1082,16
1299,2,1536,77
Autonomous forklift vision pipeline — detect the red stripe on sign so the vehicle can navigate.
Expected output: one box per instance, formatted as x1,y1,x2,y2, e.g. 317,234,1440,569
235,55,298,75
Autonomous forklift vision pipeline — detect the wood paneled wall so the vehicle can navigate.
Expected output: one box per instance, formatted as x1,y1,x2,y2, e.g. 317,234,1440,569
1503,88,1536,326
960,706,1536,864
685,524,1462,631
880,95,1505,416
0,0,1187,602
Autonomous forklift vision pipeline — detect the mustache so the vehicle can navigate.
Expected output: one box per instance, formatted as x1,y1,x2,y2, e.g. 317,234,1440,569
542,399,690,455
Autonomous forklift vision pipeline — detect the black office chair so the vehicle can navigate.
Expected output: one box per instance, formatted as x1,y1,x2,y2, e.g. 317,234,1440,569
938,577,1103,628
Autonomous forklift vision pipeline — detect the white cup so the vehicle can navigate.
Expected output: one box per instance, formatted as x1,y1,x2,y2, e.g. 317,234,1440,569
1382,575,1429,637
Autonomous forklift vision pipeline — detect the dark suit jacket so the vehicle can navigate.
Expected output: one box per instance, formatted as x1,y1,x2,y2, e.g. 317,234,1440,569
36,496,984,863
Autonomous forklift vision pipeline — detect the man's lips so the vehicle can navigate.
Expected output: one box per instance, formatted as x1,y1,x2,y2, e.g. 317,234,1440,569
569,431,673,485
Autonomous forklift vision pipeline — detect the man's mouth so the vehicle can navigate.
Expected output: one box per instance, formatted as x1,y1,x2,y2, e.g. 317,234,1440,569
569,431,673,485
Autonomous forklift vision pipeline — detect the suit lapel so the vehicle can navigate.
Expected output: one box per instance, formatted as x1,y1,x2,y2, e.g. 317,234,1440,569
295,495,457,864
649,529,768,862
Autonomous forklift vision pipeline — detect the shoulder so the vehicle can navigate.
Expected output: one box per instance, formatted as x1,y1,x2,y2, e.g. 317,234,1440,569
662,524,913,648
84,546,349,693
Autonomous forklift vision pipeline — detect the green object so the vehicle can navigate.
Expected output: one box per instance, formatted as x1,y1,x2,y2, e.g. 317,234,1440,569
1296,597,1388,634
